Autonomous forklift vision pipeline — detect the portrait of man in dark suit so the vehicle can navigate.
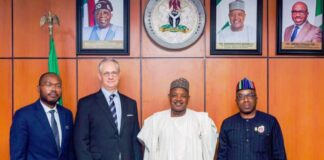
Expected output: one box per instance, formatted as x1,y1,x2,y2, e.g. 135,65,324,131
10,72,74,160
74,58,142,160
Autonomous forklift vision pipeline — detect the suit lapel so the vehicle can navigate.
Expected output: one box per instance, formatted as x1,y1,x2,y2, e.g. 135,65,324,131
119,93,128,135
285,26,294,41
34,100,59,155
96,90,119,132
296,21,310,42
57,106,65,156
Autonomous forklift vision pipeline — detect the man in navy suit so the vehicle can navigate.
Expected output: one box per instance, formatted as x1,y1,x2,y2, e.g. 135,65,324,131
10,72,74,160
74,58,142,160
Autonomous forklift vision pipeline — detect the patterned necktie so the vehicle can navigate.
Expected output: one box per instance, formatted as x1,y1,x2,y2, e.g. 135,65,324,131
109,94,118,127
290,26,299,42
49,110,60,152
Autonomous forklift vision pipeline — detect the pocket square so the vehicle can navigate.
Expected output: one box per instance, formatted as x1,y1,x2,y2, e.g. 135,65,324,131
127,114,134,117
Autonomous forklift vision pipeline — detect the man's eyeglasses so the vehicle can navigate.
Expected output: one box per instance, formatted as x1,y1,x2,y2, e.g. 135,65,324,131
291,10,307,15
236,93,256,100
103,71,119,77
41,82,62,89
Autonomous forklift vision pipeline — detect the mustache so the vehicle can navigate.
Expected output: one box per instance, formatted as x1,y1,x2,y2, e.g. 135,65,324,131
48,91,59,96
172,100,184,104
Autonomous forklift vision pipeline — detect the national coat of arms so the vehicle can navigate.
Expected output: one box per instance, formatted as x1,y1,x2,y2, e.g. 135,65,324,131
144,0,205,49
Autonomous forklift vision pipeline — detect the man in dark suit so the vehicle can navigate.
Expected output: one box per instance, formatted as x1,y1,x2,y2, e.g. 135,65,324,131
10,72,74,160
74,58,142,160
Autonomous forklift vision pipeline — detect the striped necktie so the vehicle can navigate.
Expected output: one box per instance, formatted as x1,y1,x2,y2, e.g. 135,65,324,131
109,94,118,127
49,110,60,152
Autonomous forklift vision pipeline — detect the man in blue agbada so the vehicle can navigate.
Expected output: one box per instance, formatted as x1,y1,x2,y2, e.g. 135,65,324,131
217,77,287,160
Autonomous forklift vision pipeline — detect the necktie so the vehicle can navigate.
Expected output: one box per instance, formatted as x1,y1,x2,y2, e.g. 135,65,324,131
109,94,118,127
49,110,60,152
290,26,299,42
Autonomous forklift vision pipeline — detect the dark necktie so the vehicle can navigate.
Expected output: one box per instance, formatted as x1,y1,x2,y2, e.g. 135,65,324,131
290,26,299,42
49,110,60,152
109,94,118,127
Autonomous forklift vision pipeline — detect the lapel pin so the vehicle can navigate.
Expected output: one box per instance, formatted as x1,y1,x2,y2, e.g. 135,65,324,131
257,125,265,133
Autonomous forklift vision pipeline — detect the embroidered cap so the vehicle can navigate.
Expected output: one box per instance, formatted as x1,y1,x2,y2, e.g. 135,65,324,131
170,78,189,92
236,77,255,92
95,0,113,11
229,0,245,11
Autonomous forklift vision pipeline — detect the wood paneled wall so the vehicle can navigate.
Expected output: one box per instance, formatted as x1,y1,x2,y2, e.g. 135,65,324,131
1,0,323,159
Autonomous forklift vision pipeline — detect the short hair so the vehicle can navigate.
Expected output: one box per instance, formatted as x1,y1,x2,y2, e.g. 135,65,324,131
98,58,120,73
292,1,308,12
38,72,61,85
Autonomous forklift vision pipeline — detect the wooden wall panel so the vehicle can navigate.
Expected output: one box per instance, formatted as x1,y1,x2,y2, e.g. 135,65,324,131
77,59,141,117
14,60,46,111
261,0,268,56
205,0,211,56
0,0,12,56
77,59,101,98
13,0,49,57
14,0,75,57
58,59,77,114
14,59,77,114
50,0,76,56
268,0,277,56
269,59,324,160
206,59,268,128
142,59,204,121
141,0,205,57
0,60,12,159
129,0,141,57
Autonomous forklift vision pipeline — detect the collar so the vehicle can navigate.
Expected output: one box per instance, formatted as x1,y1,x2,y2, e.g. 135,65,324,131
101,87,119,100
295,21,307,30
40,100,58,113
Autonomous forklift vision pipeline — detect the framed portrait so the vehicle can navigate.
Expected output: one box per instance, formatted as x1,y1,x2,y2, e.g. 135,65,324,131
210,0,262,55
277,0,323,55
77,0,129,55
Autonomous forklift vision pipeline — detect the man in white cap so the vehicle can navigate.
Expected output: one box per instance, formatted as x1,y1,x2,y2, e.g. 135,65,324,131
217,0,256,44
138,78,218,160
83,0,123,41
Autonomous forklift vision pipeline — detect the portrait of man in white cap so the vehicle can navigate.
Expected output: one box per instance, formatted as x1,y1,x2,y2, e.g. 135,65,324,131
216,0,257,46
83,0,123,41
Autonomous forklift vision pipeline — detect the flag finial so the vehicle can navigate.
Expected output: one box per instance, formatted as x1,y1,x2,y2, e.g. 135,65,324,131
40,11,60,37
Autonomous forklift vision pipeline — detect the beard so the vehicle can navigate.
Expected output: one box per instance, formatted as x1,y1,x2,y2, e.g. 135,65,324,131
40,94,60,106
239,104,256,115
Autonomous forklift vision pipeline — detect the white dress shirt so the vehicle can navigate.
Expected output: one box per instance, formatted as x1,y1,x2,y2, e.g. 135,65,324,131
40,100,62,147
101,88,122,132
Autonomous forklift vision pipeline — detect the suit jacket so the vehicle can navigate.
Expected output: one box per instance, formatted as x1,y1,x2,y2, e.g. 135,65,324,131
74,90,143,160
284,21,322,43
10,100,74,160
